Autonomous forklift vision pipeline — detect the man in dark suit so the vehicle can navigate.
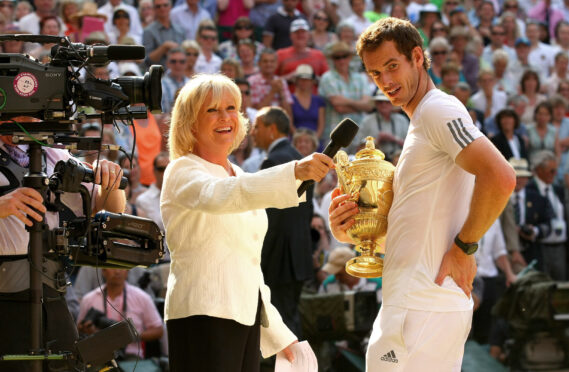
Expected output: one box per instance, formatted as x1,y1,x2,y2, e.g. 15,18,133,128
522,151,567,280
252,106,314,337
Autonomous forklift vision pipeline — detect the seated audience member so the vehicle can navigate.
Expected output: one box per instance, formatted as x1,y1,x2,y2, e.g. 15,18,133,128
319,247,382,303
526,101,557,161
160,47,189,114
492,49,517,97
428,36,452,86
524,151,567,281
237,38,259,78
262,0,306,50
292,128,319,158
29,15,61,59
276,18,329,85
142,0,184,68
248,49,293,118
544,52,569,97
491,108,528,162
169,0,210,41
108,8,141,45
438,61,463,94
448,25,479,92
181,39,200,79
138,0,154,29
354,92,409,158
220,58,244,80
318,41,373,146
519,69,547,126
194,20,222,74
452,82,486,134
218,16,264,61
291,64,326,140
508,37,537,89
309,10,338,51
345,0,372,37
77,268,164,359
470,68,507,120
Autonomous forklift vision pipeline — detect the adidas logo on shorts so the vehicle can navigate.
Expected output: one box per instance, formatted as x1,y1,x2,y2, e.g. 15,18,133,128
381,350,398,363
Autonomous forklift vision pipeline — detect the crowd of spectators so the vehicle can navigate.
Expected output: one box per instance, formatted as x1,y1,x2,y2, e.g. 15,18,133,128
3,0,569,368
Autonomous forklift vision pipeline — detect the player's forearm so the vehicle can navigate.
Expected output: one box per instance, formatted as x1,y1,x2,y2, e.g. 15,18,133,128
457,170,515,243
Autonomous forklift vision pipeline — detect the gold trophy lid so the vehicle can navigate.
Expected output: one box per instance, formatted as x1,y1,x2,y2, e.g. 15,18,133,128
355,136,386,160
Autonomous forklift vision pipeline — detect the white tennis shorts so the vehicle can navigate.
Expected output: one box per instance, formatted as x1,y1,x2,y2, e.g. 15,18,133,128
366,305,472,372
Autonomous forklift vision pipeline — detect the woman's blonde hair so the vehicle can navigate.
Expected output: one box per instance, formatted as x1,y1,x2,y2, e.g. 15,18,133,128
168,73,249,160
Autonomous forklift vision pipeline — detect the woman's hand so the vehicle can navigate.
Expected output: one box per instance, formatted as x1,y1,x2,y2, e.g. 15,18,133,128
328,188,358,244
294,153,334,182
282,340,298,363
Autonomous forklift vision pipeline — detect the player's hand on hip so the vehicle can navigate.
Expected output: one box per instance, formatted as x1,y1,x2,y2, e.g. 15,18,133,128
328,188,358,244
435,244,477,297
294,153,334,182
0,188,46,226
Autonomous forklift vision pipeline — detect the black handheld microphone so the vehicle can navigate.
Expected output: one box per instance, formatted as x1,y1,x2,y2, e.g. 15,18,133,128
297,118,359,196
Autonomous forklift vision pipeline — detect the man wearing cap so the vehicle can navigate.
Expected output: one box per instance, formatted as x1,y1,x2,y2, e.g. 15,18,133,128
276,19,329,87
318,41,373,146
508,37,539,88
262,0,307,50
319,247,382,302
354,92,409,157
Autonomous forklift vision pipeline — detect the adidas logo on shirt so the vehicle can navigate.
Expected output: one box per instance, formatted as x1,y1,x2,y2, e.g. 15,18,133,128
381,350,398,363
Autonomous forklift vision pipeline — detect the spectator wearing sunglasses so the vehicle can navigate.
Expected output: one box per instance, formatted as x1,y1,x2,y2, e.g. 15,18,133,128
218,16,264,61
142,0,185,68
318,41,373,145
161,47,190,114
194,21,222,74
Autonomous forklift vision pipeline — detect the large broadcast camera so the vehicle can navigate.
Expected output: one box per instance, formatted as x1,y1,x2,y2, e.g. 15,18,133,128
0,34,166,371
0,34,162,122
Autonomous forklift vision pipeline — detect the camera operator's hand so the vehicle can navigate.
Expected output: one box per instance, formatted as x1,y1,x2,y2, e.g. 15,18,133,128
0,188,46,226
92,159,123,191
77,319,97,335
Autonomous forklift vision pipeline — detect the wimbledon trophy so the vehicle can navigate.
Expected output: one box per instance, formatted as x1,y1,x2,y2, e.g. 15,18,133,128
334,136,395,278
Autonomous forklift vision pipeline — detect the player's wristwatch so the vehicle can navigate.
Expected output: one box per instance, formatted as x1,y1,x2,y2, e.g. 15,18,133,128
454,234,478,255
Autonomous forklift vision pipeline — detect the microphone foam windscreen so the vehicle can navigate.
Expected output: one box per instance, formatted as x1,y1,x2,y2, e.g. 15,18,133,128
330,118,360,147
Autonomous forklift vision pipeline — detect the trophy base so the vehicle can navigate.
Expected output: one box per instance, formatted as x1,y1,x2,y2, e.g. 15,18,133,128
345,255,383,278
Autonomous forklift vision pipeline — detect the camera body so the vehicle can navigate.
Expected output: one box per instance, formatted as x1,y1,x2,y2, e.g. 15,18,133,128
82,307,117,330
